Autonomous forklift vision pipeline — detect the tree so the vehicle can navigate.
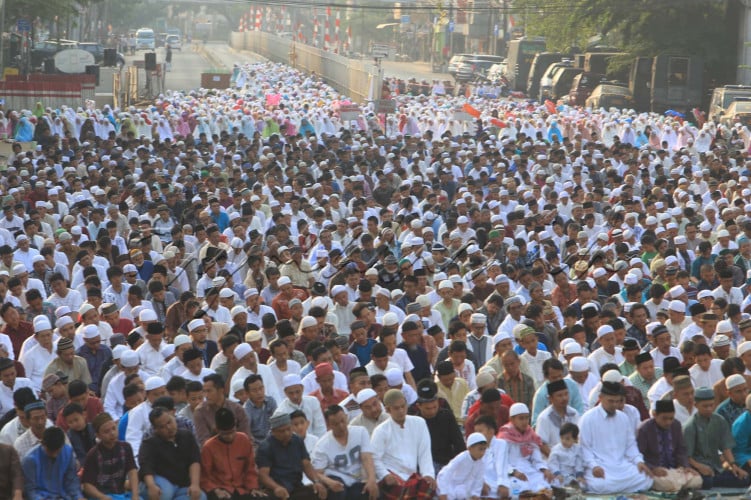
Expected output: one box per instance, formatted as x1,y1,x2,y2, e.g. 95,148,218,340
514,0,739,82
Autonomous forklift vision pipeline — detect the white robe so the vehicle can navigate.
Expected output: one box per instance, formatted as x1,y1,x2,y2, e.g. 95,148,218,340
505,438,550,493
436,450,485,499
481,437,512,498
371,416,434,481
579,406,653,494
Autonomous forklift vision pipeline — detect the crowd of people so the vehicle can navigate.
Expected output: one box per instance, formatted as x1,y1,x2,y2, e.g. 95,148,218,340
0,55,748,500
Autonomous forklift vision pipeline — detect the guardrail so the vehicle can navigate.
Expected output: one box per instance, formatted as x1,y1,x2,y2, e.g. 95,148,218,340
230,31,377,103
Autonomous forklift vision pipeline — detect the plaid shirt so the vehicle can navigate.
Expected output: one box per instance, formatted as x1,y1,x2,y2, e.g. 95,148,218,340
498,371,535,408
80,441,136,495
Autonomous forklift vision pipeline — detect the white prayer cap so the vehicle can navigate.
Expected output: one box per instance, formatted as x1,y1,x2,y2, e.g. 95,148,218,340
596,325,614,339
564,343,583,356
726,374,746,390
174,334,191,347
493,331,512,345
385,368,404,386
83,325,100,339
602,369,624,383
739,342,751,356
668,300,686,313
569,357,589,372
233,343,252,360
188,319,205,332
356,388,378,405
509,403,529,417
467,432,488,447
145,376,166,391
282,374,303,389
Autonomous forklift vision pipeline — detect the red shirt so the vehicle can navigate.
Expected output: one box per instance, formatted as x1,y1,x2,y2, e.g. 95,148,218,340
56,396,104,430
2,321,33,359
310,388,349,412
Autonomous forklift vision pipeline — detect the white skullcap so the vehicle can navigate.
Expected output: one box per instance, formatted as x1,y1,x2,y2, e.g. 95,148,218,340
569,357,589,372
509,402,530,417
282,374,303,389
233,343,252,360
145,376,166,391
355,388,378,405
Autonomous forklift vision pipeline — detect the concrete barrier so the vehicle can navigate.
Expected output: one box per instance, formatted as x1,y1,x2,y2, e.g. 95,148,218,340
230,31,376,103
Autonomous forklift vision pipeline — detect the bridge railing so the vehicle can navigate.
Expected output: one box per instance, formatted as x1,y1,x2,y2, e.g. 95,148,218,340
230,31,375,104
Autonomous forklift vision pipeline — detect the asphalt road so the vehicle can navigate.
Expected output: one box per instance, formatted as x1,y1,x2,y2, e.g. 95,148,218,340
123,44,215,93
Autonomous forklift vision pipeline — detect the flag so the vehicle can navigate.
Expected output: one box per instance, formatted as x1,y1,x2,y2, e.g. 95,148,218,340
463,103,481,117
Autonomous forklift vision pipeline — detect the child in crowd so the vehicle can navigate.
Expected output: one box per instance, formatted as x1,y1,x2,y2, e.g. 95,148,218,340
437,432,488,499
547,422,586,489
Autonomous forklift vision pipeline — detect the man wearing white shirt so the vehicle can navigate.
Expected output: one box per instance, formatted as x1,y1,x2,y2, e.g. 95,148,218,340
0,358,33,418
244,288,275,330
102,350,147,419
365,343,400,377
370,389,435,495
136,322,167,376
47,273,83,311
650,324,683,368
267,340,301,397
535,379,580,448
124,376,167,462
588,325,624,376
177,347,216,382
230,343,282,404
19,316,56,392
311,405,380,499
12,234,39,272
713,268,744,306
688,343,724,388
276,373,327,438
566,357,598,412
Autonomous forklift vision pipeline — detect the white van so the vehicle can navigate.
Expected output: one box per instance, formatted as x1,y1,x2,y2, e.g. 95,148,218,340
135,28,155,51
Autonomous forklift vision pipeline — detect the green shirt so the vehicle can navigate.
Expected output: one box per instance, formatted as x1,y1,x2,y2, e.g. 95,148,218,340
683,412,735,472
619,360,636,378
628,367,663,407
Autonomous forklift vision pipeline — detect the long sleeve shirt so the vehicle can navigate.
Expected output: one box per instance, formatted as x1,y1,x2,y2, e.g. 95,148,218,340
0,443,23,497
22,444,80,500
276,396,327,438
637,418,688,469
436,450,485,499
124,400,152,461
580,406,645,471
200,432,259,494
370,415,434,481
193,399,251,447
732,410,751,467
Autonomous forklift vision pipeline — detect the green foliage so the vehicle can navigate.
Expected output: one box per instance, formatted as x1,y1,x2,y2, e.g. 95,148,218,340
514,0,739,81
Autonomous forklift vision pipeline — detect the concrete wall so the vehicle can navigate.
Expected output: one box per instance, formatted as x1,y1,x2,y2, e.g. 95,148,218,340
230,31,377,103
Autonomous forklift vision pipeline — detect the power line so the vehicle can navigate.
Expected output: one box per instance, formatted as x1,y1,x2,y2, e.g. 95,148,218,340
221,0,580,14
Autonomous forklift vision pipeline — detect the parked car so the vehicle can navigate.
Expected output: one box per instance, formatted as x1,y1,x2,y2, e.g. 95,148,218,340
165,34,181,50
455,55,503,82
720,99,751,127
709,85,751,122
549,67,582,101
77,42,126,67
448,54,472,77
566,72,605,106
538,60,573,101
586,83,634,109
30,40,77,68
487,62,507,81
